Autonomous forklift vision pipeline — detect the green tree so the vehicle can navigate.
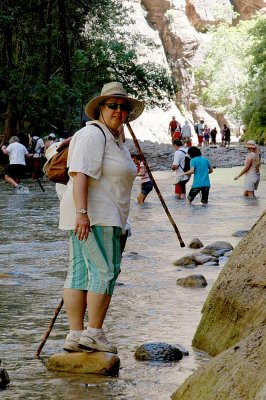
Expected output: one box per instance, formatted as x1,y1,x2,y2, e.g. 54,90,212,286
0,0,176,143
242,16,266,144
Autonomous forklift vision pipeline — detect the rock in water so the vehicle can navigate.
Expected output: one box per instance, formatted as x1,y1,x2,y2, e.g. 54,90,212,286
47,352,120,376
0,361,10,390
135,342,183,361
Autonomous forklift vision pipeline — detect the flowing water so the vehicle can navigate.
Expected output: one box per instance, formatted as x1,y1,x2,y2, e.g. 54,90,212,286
0,166,265,400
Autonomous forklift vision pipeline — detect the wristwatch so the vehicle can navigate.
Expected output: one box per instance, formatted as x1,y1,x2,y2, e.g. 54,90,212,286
76,209,87,214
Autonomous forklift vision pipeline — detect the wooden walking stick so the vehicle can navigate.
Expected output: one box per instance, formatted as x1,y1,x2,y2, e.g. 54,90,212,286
126,122,185,248
35,298,64,358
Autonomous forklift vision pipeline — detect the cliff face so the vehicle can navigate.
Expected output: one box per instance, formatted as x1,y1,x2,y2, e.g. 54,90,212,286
138,0,266,129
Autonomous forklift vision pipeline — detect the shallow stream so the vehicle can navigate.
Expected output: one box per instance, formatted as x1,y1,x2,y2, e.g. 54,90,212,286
0,166,265,399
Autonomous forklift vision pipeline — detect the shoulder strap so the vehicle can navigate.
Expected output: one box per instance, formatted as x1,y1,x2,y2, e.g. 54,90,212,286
178,149,186,155
91,123,106,145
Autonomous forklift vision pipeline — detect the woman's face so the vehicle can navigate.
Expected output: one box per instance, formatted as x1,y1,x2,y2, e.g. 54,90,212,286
98,97,131,131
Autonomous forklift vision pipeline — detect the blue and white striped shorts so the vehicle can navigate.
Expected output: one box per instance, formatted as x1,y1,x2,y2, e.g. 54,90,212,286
64,226,122,296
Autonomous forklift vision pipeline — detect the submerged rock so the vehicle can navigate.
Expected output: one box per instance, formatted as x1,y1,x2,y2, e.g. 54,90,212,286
47,352,120,376
176,274,207,288
135,342,183,361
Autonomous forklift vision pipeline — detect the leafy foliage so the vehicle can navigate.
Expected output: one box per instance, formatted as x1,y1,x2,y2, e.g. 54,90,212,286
193,14,266,143
0,0,176,141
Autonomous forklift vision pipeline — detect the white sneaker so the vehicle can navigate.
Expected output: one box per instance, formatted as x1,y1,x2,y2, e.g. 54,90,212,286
63,333,93,353
78,330,117,354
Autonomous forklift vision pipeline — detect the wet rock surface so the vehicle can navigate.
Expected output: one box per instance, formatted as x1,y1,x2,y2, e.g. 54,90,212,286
176,274,207,288
135,342,183,362
47,352,120,376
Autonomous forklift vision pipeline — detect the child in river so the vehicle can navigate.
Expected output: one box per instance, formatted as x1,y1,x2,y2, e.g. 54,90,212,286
132,154,153,204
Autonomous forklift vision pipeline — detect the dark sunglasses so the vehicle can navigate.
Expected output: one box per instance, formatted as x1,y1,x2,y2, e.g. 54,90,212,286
105,103,131,112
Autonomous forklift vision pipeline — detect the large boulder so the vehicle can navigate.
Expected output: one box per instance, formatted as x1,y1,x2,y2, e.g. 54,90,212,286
193,212,266,355
171,209,266,399
47,352,120,376
171,325,266,400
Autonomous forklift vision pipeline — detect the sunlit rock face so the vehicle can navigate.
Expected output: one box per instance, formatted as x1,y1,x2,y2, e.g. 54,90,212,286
233,0,266,20
126,0,265,142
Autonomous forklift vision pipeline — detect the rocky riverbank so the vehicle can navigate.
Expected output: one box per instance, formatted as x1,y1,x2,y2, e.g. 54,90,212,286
125,140,266,171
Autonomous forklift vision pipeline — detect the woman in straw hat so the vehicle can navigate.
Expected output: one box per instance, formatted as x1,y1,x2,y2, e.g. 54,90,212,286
59,82,144,354
234,140,260,198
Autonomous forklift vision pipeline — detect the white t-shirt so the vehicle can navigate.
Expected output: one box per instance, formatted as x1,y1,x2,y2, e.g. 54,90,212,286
32,137,45,158
6,142,28,165
173,147,189,181
59,122,137,230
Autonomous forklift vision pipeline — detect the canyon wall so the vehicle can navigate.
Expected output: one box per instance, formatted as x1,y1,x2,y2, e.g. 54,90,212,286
127,0,265,142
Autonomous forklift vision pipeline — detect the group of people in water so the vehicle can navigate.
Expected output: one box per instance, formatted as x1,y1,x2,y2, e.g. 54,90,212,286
169,116,231,148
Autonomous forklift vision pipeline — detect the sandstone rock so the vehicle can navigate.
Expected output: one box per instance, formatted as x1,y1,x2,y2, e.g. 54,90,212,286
173,255,197,266
171,326,266,400
193,210,266,356
135,342,183,361
188,238,204,248
176,274,207,287
0,273,14,278
47,352,120,376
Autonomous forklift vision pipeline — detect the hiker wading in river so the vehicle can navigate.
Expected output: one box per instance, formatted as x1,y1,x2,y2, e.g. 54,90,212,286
59,82,144,354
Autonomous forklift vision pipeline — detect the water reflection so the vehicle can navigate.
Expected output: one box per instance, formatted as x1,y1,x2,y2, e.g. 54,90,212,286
0,166,265,399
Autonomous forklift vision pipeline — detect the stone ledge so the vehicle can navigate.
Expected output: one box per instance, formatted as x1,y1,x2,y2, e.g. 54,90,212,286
47,352,120,376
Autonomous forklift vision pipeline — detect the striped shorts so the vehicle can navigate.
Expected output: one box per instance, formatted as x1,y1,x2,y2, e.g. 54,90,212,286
64,226,122,296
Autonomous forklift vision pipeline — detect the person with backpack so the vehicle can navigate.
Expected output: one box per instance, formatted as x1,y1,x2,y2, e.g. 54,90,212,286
181,120,192,147
185,146,213,205
172,139,190,199
59,82,144,354
30,133,45,179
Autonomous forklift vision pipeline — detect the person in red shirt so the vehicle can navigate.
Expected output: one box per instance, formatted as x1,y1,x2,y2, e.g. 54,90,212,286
169,116,178,138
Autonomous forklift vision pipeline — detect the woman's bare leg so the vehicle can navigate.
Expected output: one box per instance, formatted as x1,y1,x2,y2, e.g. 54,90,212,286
63,288,87,330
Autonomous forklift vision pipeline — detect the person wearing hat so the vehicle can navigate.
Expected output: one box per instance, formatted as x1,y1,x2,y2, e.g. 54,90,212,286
44,132,57,151
59,82,144,354
234,140,260,198
172,139,190,199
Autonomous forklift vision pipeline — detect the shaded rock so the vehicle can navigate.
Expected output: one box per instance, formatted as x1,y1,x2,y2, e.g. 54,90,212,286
0,360,10,390
135,342,183,361
202,260,219,266
171,326,266,400
194,254,216,265
188,238,204,249
200,241,233,256
232,230,249,237
176,274,207,288
175,344,189,356
47,352,120,376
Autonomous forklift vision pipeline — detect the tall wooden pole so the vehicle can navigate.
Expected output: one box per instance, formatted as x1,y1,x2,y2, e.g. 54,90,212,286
126,122,185,248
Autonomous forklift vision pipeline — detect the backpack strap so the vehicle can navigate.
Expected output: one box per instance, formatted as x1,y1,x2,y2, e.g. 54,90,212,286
90,123,106,145
177,149,186,171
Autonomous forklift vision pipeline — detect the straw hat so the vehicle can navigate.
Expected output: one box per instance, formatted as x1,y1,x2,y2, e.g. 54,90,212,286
85,82,145,122
245,140,257,149
43,142,61,173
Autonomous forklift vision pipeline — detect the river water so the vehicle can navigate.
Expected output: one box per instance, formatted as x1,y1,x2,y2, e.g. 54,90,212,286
0,166,265,400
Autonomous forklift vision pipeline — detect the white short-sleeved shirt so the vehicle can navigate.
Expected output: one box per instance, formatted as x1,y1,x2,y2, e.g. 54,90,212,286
59,121,137,230
173,147,189,181
6,142,28,165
